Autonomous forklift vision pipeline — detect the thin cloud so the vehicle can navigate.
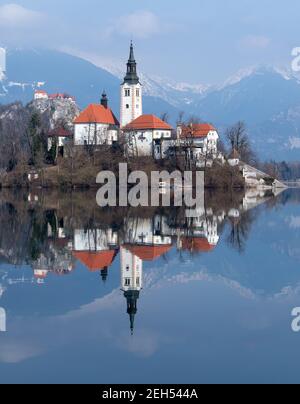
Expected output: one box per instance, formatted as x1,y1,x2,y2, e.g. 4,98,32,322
105,10,162,39
239,35,271,50
0,3,45,28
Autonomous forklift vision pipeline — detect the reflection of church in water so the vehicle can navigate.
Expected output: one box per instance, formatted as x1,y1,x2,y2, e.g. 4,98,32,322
0,188,278,334
69,207,220,334
26,203,221,333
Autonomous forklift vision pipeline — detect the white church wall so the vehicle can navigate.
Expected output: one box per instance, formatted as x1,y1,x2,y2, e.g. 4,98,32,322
74,123,117,145
120,247,143,292
74,229,113,251
120,83,143,127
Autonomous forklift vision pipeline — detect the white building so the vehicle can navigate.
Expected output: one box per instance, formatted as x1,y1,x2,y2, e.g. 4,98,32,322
120,42,143,128
47,127,73,158
34,90,49,100
121,246,143,293
123,114,173,158
73,228,118,281
123,216,172,249
228,149,240,167
177,123,219,163
73,92,119,146
0,48,6,80
74,228,118,252
120,246,143,335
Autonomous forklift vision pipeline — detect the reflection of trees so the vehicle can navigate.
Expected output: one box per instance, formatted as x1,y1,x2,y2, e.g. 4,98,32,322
226,210,255,254
28,210,48,261
0,199,50,265
0,201,32,265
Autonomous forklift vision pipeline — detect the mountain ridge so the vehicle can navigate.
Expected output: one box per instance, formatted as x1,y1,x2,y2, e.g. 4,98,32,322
1,48,300,160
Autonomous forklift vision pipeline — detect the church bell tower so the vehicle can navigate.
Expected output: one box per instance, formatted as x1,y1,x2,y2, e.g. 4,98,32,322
120,42,143,128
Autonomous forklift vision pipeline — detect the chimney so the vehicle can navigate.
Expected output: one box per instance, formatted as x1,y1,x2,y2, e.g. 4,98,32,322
101,91,108,109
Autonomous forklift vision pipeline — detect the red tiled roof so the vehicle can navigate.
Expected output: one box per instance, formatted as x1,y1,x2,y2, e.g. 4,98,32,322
124,114,172,130
181,237,215,252
125,244,172,261
73,250,118,272
180,123,216,138
74,104,119,126
34,270,48,279
35,90,47,94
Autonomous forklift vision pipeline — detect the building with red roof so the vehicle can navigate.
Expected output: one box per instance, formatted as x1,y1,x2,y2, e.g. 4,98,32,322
73,250,118,283
124,244,172,261
123,114,173,159
34,90,49,100
181,237,216,253
73,92,119,146
176,123,219,165
179,123,216,139
47,126,73,158
73,228,119,282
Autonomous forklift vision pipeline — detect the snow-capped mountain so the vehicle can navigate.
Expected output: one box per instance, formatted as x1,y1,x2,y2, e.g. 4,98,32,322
1,48,300,160
219,65,298,89
99,61,210,108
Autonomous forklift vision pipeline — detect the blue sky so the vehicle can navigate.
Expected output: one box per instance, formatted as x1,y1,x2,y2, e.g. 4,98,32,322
0,0,299,84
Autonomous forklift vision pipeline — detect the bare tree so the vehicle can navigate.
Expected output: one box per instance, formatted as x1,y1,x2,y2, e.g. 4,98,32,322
160,112,169,123
176,111,185,126
225,121,256,164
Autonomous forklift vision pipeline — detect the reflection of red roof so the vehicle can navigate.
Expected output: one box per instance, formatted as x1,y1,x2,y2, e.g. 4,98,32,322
181,123,216,138
49,127,72,137
34,270,48,279
74,104,119,125
124,114,172,130
73,250,118,272
125,244,172,261
181,237,215,252
35,90,48,95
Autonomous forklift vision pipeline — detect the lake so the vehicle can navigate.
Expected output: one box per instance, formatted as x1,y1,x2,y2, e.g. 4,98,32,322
0,188,300,384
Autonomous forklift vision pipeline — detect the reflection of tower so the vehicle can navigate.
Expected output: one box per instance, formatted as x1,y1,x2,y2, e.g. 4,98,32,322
0,307,6,332
101,266,108,283
121,246,143,335
125,290,139,336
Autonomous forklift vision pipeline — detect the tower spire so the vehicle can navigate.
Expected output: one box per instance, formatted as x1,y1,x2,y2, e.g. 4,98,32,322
124,290,140,336
123,41,139,85
101,90,108,108
129,40,135,62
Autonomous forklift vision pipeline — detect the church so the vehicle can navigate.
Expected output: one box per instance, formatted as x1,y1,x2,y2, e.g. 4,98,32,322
73,42,174,157
73,42,219,160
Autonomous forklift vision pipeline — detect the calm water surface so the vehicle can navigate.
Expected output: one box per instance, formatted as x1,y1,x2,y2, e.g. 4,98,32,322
0,188,300,384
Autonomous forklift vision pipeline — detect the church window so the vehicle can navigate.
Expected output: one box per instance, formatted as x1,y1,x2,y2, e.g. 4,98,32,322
126,104,130,109
125,89,130,97
136,104,139,109
136,89,140,97
125,278,131,286
136,278,140,286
